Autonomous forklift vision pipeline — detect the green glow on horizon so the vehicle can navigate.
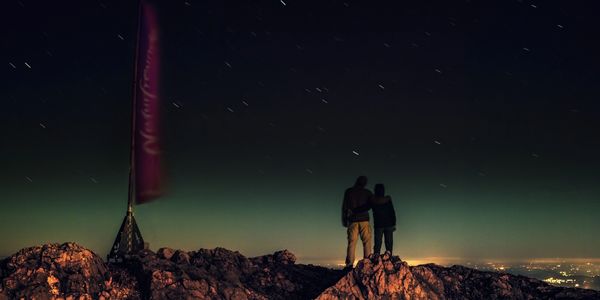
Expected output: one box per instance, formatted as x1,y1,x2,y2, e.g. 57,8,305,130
2,169,600,261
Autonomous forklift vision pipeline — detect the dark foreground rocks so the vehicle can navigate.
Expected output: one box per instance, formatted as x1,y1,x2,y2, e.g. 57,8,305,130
0,243,138,299
1,243,599,299
126,246,343,299
0,243,342,299
317,252,600,300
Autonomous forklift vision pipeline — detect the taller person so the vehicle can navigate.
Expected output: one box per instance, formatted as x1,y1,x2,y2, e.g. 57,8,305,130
341,176,373,269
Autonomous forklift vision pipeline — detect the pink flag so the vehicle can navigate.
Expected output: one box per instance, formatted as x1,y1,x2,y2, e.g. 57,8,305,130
134,1,163,204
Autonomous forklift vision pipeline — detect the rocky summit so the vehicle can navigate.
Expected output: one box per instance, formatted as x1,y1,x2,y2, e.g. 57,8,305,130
1,243,599,299
317,252,600,300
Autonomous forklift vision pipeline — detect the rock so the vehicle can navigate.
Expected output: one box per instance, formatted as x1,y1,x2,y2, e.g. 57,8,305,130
250,249,296,266
3,243,599,299
0,242,140,299
171,249,191,265
125,246,343,299
317,253,600,300
156,247,175,260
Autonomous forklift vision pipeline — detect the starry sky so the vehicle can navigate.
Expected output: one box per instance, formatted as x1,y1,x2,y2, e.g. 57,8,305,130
2,0,600,263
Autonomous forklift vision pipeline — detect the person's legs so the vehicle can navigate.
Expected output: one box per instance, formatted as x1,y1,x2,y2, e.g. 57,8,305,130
358,221,373,258
373,227,384,255
345,222,359,267
383,227,394,254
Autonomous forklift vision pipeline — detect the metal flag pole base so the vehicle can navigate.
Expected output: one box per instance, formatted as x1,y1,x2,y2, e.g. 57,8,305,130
107,206,146,263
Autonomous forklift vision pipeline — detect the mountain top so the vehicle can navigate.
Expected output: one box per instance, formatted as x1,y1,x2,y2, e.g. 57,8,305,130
317,252,600,299
1,243,599,299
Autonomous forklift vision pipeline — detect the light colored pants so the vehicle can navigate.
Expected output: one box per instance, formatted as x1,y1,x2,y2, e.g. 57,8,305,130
345,221,372,267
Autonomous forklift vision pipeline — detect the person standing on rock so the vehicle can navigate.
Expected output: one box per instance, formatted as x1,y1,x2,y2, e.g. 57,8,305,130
341,176,373,268
370,183,396,255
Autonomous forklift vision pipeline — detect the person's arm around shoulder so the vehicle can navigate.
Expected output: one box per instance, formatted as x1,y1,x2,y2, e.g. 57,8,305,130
387,195,396,228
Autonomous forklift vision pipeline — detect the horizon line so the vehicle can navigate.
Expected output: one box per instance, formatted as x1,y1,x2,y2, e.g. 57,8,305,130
297,256,600,267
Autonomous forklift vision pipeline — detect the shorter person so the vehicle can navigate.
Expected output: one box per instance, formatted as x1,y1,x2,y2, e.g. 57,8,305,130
371,183,396,255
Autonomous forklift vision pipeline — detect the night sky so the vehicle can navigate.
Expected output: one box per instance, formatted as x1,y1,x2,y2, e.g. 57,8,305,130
2,0,600,263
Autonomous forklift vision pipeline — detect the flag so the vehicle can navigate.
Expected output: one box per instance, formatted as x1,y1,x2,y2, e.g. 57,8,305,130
134,1,163,204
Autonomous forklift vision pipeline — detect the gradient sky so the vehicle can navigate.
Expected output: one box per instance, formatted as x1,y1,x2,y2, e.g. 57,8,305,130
2,0,600,263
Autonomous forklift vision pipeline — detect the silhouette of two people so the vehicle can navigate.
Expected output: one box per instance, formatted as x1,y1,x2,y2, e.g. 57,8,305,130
342,176,396,268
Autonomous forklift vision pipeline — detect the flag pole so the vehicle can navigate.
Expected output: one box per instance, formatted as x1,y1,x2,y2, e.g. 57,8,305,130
108,0,145,263
127,0,143,215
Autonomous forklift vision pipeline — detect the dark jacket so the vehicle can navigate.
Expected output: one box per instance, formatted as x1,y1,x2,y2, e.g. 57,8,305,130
342,187,373,226
370,196,396,228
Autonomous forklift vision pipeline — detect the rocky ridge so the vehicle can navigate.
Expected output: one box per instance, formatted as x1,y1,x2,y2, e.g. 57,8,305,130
317,252,600,299
0,243,342,299
1,243,599,299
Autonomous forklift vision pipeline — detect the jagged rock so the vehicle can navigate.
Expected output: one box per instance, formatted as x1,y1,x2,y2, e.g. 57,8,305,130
317,252,600,300
0,242,139,299
125,247,343,299
2,243,599,300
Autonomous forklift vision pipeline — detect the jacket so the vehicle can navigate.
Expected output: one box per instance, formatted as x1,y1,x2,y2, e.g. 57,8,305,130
342,187,373,226
370,196,396,228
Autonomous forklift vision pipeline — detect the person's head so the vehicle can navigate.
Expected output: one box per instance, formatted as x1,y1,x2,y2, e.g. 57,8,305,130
354,176,368,188
374,184,385,197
